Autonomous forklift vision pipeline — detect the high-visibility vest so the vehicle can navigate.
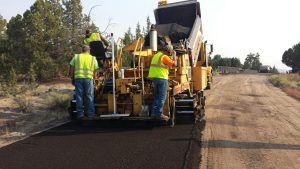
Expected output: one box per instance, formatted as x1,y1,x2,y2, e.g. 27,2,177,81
74,54,97,79
84,33,101,45
148,52,169,80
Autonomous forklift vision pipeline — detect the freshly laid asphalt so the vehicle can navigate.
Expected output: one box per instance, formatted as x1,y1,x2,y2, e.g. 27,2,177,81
0,120,204,169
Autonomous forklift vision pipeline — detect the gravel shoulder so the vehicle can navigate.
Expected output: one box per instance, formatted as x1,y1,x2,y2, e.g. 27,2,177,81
201,74,300,169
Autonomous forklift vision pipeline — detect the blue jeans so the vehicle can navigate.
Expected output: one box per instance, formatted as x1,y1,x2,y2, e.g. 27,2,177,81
75,78,95,118
151,78,168,117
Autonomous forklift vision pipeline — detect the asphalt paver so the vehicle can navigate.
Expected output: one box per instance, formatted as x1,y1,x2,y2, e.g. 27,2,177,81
0,120,204,169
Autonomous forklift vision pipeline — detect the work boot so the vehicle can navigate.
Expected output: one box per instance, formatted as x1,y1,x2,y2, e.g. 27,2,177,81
88,115,99,120
81,116,89,120
160,114,170,121
77,115,84,120
151,115,159,120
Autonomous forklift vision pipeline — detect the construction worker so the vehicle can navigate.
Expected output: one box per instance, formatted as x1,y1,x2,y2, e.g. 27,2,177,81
84,30,110,66
84,30,109,47
148,44,174,120
69,45,99,119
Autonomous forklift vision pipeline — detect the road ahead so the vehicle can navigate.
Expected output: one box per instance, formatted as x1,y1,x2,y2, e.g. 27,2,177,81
201,74,300,169
0,74,299,169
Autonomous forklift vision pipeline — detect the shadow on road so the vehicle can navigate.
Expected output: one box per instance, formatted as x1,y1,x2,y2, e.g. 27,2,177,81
36,118,204,137
35,120,159,137
202,140,300,150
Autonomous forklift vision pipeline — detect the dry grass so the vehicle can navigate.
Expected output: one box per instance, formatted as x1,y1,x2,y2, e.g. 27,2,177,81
47,92,72,110
0,83,38,98
269,74,300,88
14,95,33,114
213,70,220,76
269,74,300,101
0,85,17,97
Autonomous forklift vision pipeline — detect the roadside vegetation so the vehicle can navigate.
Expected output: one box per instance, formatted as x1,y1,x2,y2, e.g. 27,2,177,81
213,70,220,76
269,74,300,88
269,74,300,100
282,42,300,73
14,95,33,114
47,91,72,110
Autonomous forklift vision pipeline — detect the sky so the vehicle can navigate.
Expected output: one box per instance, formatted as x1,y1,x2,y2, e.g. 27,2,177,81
1,0,300,70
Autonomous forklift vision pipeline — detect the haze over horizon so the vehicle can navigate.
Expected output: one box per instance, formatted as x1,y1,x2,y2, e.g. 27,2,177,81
1,0,299,70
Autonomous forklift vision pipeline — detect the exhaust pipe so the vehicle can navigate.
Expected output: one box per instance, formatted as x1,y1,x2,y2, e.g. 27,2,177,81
150,24,157,52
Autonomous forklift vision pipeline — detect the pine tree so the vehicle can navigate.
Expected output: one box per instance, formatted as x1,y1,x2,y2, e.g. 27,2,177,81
3,0,99,82
63,0,85,55
123,27,134,67
47,0,66,59
272,65,279,74
0,15,12,77
135,22,142,39
5,66,17,87
29,63,37,84
21,0,61,81
0,15,8,56
6,14,27,72
0,54,13,77
124,27,133,45
142,26,147,38
0,15,7,40
146,16,151,33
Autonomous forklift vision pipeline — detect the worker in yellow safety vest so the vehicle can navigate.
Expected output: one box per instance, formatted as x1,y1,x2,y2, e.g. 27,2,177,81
148,44,175,120
84,30,109,47
69,45,99,119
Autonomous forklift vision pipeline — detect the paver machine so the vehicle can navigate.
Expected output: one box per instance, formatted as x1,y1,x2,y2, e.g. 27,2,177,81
69,0,213,126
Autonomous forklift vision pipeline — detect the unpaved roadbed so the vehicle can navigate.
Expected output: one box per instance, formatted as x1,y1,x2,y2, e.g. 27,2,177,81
201,74,300,169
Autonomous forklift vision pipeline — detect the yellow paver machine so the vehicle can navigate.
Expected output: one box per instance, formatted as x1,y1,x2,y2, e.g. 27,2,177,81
69,0,213,126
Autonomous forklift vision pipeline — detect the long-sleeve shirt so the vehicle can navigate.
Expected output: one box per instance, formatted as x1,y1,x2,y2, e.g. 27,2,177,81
162,55,174,67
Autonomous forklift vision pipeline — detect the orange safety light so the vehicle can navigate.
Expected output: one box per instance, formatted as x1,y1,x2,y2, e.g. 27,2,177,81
158,0,168,6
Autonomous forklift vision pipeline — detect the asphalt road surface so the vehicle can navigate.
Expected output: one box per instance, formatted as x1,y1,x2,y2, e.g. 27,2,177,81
0,119,203,169
201,74,300,169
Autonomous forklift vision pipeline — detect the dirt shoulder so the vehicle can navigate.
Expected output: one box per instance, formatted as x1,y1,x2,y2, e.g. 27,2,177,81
0,80,74,148
201,74,300,169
